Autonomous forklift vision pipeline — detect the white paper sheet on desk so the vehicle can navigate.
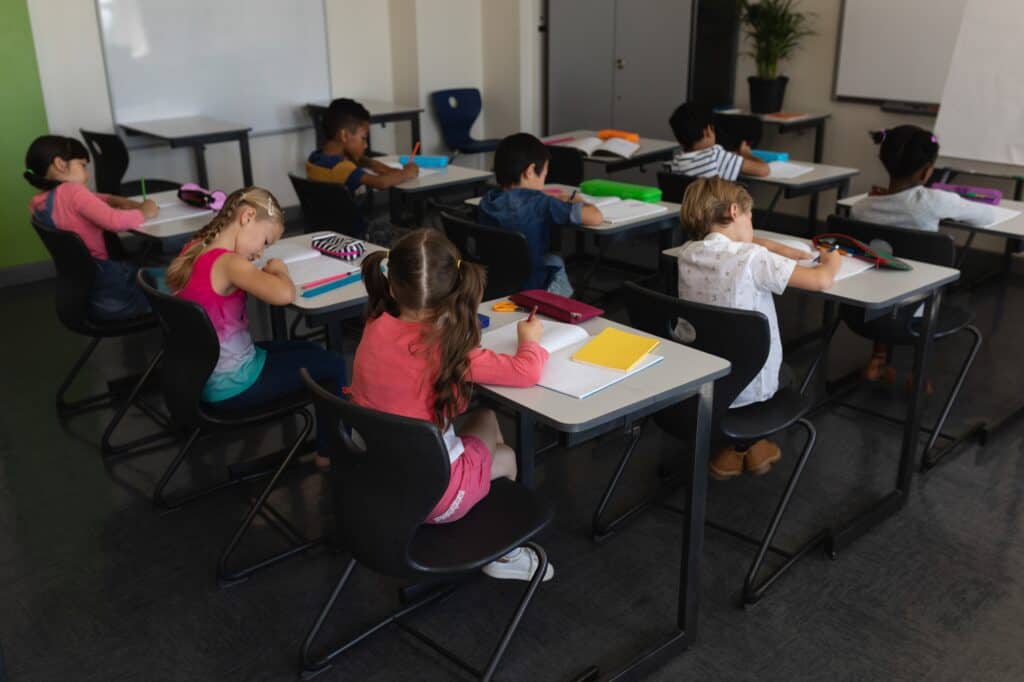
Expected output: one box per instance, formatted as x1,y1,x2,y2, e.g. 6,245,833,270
981,204,1022,228
381,162,441,177
286,255,360,287
768,161,815,179
601,200,669,225
141,203,212,226
773,237,875,282
263,241,320,264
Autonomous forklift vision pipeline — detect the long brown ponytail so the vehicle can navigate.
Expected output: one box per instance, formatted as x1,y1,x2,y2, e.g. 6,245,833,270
165,187,283,292
362,229,487,428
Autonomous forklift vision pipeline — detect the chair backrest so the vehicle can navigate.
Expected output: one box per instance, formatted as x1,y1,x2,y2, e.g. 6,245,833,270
546,146,586,186
657,170,702,204
440,212,532,299
826,214,956,267
430,88,484,150
287,173,362,237
31,219,97,334
623,281,767,435
713,113,764,151
137,270,220,430
306,105,328,149
80,130,129,195
301,369,450,577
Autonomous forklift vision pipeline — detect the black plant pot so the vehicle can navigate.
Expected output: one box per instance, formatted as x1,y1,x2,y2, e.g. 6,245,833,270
748,76,789,114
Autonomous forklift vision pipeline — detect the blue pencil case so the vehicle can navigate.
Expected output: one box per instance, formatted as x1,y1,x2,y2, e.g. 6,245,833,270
398,155,449,168
752,149,789,162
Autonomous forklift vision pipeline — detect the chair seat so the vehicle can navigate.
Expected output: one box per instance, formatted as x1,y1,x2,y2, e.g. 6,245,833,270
455,138,500,154
119,179,181,197
83,312,159,338
408,479,553,575
909,305,974,340
845,304,974,344
200,389,311,427
721,388,812,442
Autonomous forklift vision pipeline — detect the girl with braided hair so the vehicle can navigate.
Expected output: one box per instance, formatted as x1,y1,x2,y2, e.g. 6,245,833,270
168,187,346,468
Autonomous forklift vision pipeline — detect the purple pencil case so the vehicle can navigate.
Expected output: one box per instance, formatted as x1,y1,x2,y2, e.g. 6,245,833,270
931,183,1002,205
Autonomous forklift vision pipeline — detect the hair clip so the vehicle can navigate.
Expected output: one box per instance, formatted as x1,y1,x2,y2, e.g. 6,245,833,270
456,259,462,270
24,167,35,175
930,135,938,144
879,129,887,141
265,196,276,217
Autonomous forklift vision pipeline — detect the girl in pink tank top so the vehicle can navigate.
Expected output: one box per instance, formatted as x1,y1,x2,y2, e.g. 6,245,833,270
167,187,347,468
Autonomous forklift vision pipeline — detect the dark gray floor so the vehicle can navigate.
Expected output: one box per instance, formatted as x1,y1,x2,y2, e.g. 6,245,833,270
2,227,1023,681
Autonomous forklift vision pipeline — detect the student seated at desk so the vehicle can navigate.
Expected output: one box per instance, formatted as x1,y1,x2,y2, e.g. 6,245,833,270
351,229,553,582
167,187,347,470
306,98,419,241
674,178,839,479
25,135,159,321
667,102,769,180
478,133,603,296
852,125,994,382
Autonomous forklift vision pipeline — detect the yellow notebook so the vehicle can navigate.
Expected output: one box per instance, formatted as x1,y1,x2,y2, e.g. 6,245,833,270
571,327,660,373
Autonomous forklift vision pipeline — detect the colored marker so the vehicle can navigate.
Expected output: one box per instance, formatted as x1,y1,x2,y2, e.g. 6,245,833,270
544,136,575,145
409,141,421,162
300,270,359,290
140,177,147,201
300,272,362,298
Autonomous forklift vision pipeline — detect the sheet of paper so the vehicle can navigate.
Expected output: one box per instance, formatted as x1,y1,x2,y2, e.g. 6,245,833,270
379,162,441,177
980,204,1022,227
264,241,320,264
601,200,669,225
141,203,213,226
481,319,589,356
769,236,873,282
287,255,359,286
768,161,815,179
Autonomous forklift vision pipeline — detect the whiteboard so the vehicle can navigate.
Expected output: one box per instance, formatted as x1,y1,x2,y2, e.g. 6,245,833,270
934,0,1024,166
96,0,330,134
833,0,967,104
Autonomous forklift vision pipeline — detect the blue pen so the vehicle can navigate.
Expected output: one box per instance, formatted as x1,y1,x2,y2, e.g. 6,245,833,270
300,272,362,298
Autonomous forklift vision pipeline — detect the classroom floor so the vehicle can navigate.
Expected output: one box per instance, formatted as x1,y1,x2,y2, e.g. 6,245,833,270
2,223,1024,681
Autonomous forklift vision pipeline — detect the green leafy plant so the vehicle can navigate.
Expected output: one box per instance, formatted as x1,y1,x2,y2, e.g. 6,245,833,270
740,0,814,79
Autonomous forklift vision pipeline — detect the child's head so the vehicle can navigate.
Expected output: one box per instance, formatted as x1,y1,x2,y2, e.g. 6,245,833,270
669,102,715,151
494,133,550,189
870,125,939,184
166,187,284,291
678,177,754,241
323,98,371,159
24,135,90,190
362,229,487,428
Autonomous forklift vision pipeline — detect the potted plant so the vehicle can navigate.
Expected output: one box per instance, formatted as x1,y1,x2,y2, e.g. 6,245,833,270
739,0,814,113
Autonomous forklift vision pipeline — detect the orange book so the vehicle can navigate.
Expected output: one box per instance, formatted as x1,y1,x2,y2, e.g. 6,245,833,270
762,112,807,121
596,129,640,143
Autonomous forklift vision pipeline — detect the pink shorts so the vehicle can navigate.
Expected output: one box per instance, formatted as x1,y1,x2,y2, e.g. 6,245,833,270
426,435,493,524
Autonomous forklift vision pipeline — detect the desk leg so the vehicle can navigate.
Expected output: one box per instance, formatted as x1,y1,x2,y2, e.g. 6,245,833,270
238,133,254,187
193,145,209,189
324,320,346,355
813,120,825,163
410,113,422,152
270,307,287,342
515,412,537,489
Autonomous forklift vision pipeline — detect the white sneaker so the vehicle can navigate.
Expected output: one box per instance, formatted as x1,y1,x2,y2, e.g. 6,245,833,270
482,547,554,582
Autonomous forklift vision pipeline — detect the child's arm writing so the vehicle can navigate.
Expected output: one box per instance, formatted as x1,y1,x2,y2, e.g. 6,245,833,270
359,160,419,189
71,184,150,230
104,194,159,218
217,253,296,305
787,247,841,292
738,141,770,177
565,193,604,225
468,317,548,386
753,236,814,261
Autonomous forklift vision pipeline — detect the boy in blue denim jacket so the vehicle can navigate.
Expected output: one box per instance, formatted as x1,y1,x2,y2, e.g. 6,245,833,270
478,133,603,295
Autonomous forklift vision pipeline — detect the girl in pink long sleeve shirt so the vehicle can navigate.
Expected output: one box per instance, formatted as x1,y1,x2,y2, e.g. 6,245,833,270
350,229,554,582
25,135,159,320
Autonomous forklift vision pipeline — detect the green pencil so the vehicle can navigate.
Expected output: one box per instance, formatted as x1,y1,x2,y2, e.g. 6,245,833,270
140,177,147,201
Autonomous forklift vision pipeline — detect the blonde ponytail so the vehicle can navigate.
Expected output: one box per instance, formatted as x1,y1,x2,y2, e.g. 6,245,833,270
165,187,283,292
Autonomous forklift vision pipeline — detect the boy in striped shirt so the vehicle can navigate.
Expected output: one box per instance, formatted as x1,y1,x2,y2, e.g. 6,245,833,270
667,102,769,180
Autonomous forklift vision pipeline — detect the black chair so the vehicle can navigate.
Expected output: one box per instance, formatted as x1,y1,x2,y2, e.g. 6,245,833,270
440,212,532,300
137,271,321,582
825,215,984,471
298,369,552,680
713,113,764,152
32,219,172,457
657,170,703,204
430,88,500,158
287,173,364,238
596,282,820,604
546,145,586,186
80,130,180,196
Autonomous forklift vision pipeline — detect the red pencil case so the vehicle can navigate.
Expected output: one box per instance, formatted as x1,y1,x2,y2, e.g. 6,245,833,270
509,290,603,324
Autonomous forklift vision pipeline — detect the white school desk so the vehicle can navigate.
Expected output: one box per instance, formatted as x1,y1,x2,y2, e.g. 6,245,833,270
742,162,859,234
128,190,212,242
663,230,959,556
477,301,729,679
120,116,253,189
544,130,679,173
306,99,423,150
374,155,494,195
266,233,385,352
716,111,831,162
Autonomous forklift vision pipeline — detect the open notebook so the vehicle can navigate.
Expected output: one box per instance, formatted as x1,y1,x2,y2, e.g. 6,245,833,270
480,320,663,399
381,161,441,177
560,136,639,159
767,161,815,180
141,202,213,226
573,193,669,225
772,237,875,281
263,237,359,286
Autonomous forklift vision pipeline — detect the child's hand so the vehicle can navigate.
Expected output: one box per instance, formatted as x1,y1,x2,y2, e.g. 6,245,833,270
739,140,753,157
402,162,419,179
517,316,544,346
140,200,159,219
263,258,288,277
817,247,841,269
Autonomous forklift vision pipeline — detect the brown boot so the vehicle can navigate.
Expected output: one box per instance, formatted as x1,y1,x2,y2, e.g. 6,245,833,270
710,447,745,480
745,440,782,476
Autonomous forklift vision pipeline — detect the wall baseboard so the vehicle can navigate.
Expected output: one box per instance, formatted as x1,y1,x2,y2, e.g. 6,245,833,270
0,259,55,288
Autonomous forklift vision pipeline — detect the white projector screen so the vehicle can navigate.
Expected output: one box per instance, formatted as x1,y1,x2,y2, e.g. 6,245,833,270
834,0,967,105
934,0,1024,166
97,0,330,134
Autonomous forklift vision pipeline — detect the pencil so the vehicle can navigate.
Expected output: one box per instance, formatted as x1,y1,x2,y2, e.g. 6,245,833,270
527,305,538,322
409,141,421,162
140,178,147,201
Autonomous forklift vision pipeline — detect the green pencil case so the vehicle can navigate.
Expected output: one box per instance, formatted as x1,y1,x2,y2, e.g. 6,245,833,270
578,179,663,203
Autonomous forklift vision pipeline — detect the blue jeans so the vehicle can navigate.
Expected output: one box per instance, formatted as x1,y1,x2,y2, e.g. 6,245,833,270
213,340,348,453
90,259,152,321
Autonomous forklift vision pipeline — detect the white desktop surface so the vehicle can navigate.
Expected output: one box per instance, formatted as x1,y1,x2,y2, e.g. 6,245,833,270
121,116,251,140
743,163,859,188
129,191,210,239
274,233,384,313
376,155,493,192
544,130,679,163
